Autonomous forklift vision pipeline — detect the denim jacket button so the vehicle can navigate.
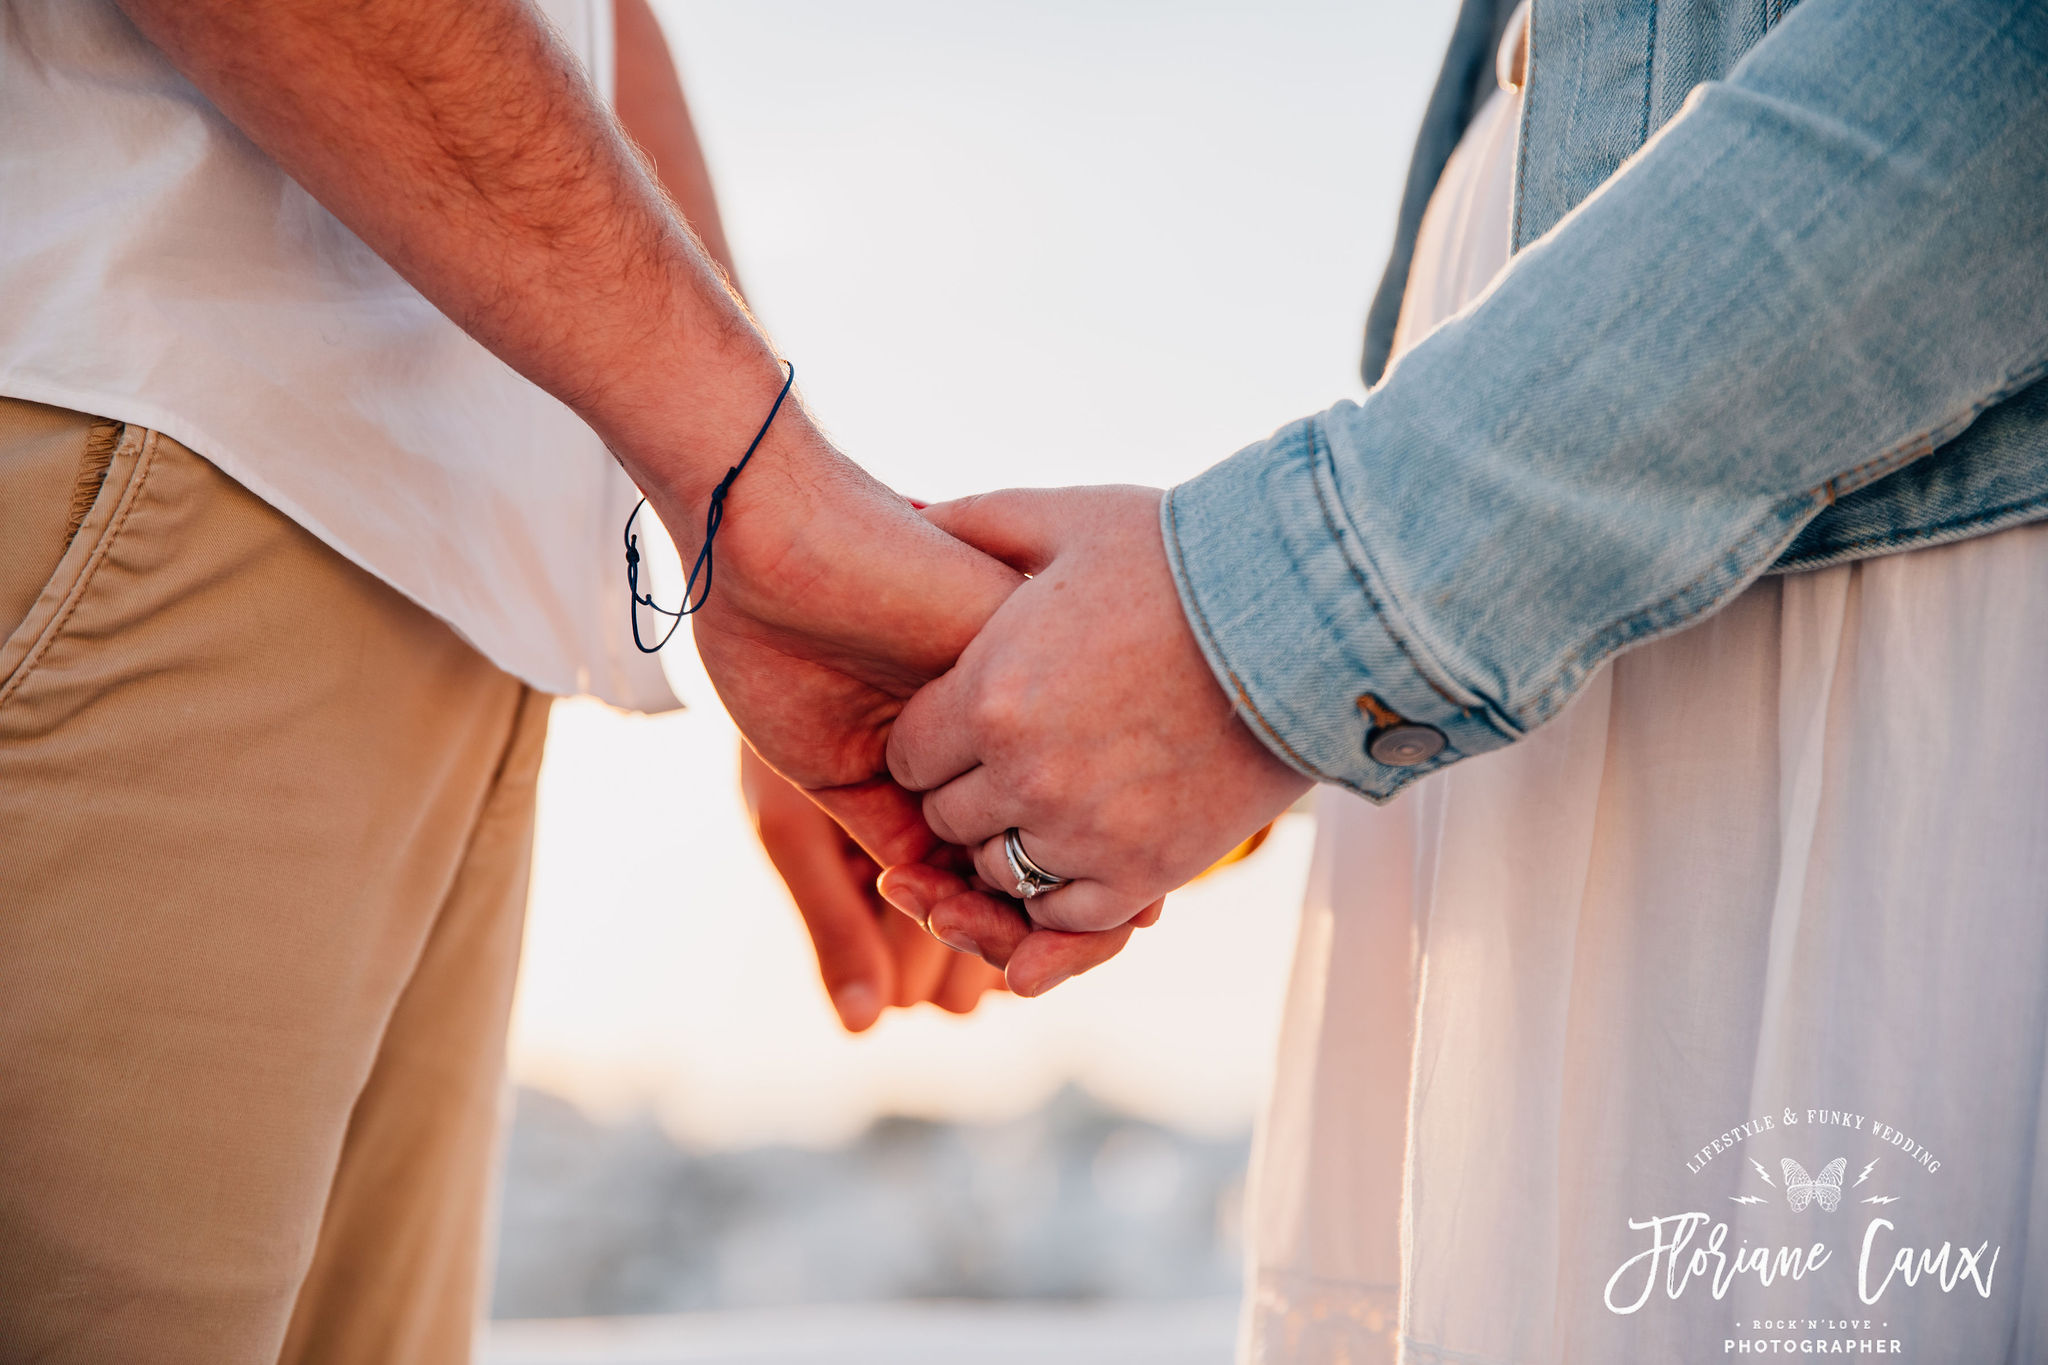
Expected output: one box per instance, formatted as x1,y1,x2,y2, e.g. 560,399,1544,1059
1368,723,1446,767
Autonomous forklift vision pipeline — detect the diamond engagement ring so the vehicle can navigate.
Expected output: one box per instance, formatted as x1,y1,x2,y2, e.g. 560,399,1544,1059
1003,827,1071,900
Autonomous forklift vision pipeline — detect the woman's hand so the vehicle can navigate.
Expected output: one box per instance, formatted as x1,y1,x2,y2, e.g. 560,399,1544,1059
740,741,1005,1031
875,861,1163,998
885,485,1310,936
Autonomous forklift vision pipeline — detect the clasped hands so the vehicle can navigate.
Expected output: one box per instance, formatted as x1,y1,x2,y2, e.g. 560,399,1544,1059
692,443,1309,1030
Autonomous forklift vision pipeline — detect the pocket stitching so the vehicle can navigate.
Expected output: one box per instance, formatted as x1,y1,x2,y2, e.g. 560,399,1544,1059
0,426,161,713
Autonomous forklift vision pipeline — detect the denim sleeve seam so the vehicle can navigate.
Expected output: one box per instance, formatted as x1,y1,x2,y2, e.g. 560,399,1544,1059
1821,352,2048,502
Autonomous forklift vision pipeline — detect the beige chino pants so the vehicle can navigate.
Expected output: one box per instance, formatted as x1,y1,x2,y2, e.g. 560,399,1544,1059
0,399,551,1363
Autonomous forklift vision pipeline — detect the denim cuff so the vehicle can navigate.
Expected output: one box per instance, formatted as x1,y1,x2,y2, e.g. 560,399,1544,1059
1161,415,1519,802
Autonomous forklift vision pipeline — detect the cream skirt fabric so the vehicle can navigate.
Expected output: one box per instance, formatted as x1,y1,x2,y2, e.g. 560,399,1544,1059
1248,527,2048,1362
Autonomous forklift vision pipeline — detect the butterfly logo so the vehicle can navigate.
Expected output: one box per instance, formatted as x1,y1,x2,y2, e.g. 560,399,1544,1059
1782,1157,1847,1212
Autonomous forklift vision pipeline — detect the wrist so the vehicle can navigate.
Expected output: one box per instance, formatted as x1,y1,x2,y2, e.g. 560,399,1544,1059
636,408,922,642
601,342,796,496
609,353,861,582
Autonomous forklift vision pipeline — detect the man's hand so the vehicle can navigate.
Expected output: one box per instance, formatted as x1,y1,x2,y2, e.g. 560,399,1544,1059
885,486,1312,940
740,742,1004,1030
686,449,1020,867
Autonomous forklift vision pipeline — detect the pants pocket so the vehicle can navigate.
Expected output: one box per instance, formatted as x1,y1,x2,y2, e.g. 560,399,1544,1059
0,402,152,705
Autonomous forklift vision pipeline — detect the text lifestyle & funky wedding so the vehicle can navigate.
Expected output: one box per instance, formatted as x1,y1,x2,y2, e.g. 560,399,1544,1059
1684,1111,1940,1177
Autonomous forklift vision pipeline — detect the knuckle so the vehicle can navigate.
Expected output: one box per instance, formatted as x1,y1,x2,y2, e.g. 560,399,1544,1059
1010,760,1062,812
969,670,1031,739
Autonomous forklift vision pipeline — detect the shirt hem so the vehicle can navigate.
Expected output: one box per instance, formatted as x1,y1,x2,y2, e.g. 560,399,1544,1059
0,372,681,714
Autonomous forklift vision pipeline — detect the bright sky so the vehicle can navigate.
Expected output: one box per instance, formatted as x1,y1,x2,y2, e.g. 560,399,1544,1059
506,0,1458,1150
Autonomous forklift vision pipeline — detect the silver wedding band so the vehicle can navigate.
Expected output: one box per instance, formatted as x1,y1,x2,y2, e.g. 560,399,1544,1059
1003,827,1071,900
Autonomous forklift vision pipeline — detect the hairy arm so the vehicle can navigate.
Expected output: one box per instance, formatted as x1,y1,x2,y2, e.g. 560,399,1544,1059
117,0,781,518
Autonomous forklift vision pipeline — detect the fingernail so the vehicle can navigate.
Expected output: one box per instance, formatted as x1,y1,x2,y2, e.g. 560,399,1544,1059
832,982,879,1029
877,874,929,926
1018,970,1072,999
934,927,981,956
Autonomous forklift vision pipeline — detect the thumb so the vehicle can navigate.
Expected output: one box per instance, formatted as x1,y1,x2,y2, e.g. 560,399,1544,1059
919,488,1072,576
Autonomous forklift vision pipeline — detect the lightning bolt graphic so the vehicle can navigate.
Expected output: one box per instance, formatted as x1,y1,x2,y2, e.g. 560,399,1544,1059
1854,1159,1879,1188
1729,1195,1769,1205
1751,1159,1775,1187
1861,1195,1900,1205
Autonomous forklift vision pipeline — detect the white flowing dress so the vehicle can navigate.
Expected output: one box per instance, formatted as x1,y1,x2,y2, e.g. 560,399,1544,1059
1243,14,2048,1364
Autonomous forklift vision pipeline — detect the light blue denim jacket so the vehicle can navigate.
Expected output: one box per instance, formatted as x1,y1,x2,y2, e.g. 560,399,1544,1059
1165,0,2048,801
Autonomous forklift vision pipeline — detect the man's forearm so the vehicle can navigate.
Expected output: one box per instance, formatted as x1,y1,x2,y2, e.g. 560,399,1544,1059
116,0,784,515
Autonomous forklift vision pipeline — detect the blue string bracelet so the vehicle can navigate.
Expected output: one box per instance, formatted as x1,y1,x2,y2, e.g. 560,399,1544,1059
623,358,795,652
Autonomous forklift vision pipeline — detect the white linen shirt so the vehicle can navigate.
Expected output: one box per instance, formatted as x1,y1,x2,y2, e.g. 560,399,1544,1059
0,0,676,711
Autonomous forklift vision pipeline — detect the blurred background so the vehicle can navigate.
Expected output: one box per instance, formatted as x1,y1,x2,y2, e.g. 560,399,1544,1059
487,2,1454,1360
